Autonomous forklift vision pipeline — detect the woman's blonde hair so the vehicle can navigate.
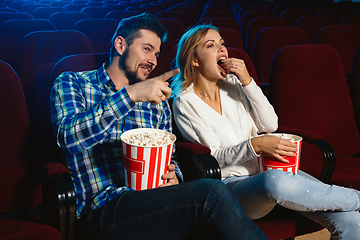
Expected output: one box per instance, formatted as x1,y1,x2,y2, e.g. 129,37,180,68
170,23,219,97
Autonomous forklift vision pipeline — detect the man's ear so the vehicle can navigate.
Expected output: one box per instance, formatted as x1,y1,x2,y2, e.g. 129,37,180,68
114,36,126,55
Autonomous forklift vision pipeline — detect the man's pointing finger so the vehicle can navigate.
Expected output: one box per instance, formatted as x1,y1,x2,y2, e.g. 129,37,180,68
157,68,180,82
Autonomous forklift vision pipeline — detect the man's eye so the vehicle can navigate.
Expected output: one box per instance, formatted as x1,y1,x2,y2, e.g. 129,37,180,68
144,47,150,52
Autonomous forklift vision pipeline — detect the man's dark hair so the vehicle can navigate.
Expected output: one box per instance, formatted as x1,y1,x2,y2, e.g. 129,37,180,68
109,12,167,60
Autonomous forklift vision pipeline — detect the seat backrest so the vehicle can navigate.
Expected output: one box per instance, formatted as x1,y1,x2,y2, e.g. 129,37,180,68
50,52,110,92
103,4,128,12
73,18,119,53
315,24,360,79
0,7,18,12
239,10,273,41
155,10,193,30
20,3,48,14
50,1,70,7
148,35,176,79
235,5,263,24
105,10,140,21
9,1,27,11
86,1,103,7
0,19,55,71
263,2,280,12
125,6,158,15
158,18,185,44
64,3,87,11
245,17,287,59
227,47,258,84
269,44,360,157
350,48,360,132
339,14,360,27
253,26,308,85
49,11,90,30
318,8,350,24
272,5,297,17
200,10,233,19
218,27,244,50
18,30,93,164
0,12,33,26
279,9,310,26
168,5,199,24
0,60,42,213
294,15,332,44
80,6,112,18
32,6,67,19
198,17,240,34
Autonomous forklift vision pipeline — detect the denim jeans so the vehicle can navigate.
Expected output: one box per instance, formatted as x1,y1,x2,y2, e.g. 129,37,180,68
76,179,268,240
224,169,360,240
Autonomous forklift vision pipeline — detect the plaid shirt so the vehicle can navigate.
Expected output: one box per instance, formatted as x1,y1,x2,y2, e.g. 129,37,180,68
50,63,182,219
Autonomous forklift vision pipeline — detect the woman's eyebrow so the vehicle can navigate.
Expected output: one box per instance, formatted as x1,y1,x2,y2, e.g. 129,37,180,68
204,38,224,45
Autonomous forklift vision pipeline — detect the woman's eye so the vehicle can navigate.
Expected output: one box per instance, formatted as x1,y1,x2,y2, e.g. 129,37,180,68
207,44,214,48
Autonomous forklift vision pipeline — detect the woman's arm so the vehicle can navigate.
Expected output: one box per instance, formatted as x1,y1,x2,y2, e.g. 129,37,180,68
173,97,257,168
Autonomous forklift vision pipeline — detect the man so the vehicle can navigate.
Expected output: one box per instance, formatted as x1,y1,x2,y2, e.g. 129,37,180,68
50,13,267,240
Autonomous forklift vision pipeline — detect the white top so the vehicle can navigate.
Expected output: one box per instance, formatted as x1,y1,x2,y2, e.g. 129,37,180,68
172,74,278,179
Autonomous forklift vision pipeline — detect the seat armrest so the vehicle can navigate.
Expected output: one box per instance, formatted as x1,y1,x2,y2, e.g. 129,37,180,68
276,126,336,183
40,162,75,240
175,142,221,181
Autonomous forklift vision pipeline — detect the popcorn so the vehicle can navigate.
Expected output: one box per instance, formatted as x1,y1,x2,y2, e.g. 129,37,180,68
266,133,295,142
122,131,173,147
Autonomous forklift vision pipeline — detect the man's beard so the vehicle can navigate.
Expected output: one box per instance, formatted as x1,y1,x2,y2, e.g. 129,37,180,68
118,48,142,85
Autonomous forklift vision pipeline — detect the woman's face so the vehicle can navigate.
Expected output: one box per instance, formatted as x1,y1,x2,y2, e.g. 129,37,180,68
192,29,228,80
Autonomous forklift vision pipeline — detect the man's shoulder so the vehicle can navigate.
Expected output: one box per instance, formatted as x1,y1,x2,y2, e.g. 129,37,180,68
56,69,98,86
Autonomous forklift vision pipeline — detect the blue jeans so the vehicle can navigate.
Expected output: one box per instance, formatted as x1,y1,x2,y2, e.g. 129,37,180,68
76,179,268,240
224,169,360,240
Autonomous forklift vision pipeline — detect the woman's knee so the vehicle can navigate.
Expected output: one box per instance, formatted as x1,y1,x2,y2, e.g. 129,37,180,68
258,170,299,196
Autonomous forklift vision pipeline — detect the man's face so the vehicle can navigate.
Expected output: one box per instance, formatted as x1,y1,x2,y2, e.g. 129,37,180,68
118,29,161,84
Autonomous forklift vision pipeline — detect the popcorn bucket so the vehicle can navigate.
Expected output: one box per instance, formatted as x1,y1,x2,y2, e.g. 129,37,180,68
258,133,302,174
120,128,176,191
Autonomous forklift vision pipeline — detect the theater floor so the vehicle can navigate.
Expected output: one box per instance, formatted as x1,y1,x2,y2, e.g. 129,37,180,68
294,228,329,240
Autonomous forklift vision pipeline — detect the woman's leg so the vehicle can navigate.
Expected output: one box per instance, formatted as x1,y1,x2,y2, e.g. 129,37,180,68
225,170,360,219
77,179,268,240
299,210,360,240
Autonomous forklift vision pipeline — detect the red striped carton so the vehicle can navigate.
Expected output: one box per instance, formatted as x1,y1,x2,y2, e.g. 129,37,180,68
258,133,302,174
121,128,176,191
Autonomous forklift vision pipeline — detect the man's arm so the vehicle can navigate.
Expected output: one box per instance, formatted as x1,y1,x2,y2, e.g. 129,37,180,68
50,72,134,155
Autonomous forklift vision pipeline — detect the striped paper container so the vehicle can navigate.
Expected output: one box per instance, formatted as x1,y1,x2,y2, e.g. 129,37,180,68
258,133,302,174
121,128,176,191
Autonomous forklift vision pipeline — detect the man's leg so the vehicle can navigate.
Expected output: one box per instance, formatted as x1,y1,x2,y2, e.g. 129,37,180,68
77,179,268,240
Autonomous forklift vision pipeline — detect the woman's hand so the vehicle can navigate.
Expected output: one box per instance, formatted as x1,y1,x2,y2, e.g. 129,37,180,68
251,135,299,163
220,58,252,86
159,164,179,187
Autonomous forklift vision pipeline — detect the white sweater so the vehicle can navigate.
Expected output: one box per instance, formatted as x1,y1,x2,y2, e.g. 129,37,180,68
172,74,278,179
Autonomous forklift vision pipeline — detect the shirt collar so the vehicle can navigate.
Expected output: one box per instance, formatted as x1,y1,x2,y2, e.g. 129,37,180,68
97,62,114,89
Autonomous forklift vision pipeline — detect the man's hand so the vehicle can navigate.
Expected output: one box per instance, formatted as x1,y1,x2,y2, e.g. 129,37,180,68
159,164,179,187
126,69,180,104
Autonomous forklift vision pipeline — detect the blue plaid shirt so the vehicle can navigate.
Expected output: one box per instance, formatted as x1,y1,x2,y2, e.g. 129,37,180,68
50,63,182,219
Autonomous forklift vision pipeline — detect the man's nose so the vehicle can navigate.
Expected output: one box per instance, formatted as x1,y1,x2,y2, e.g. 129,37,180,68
148,54,157,67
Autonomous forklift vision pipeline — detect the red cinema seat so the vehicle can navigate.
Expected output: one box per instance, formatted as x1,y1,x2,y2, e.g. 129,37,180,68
269,44,360,188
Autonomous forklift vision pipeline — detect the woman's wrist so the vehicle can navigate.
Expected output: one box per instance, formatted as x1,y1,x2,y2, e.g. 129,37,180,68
241,77,252,87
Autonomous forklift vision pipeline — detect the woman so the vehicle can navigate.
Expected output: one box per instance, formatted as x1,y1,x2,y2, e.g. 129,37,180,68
171,23,360,240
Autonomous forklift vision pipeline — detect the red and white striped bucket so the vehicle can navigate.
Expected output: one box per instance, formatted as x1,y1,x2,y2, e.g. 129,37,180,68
121,128,176,191
258,133,302,174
